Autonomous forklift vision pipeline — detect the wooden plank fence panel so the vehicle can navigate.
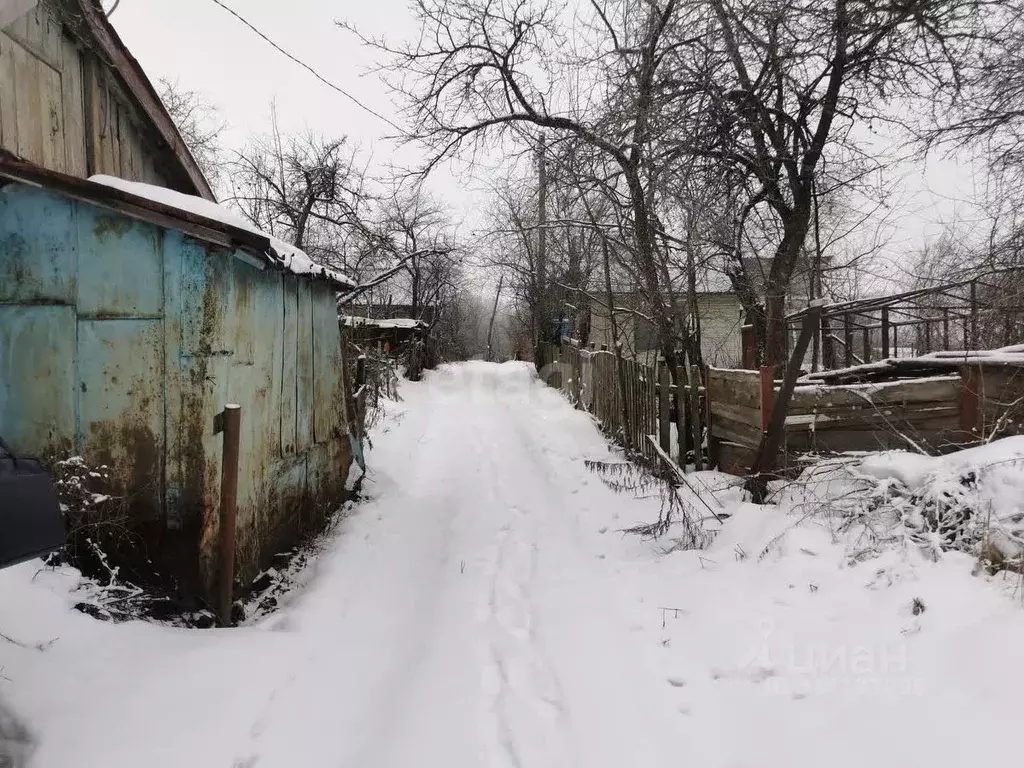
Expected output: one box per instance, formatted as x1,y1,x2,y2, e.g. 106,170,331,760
789,376,961,412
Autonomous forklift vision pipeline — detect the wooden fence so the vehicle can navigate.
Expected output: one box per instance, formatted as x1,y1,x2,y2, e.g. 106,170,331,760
707,364,1024,474
541,343,702,468
543,345,1024,476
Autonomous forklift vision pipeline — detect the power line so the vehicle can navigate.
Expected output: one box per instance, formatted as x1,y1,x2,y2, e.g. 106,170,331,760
208,0,404,134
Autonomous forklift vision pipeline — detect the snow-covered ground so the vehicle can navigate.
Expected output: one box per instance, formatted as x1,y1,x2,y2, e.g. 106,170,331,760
2,361,1024,767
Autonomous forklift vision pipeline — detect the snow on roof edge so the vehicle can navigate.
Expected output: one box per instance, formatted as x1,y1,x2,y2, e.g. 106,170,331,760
89,176,355,289
342,316,426,330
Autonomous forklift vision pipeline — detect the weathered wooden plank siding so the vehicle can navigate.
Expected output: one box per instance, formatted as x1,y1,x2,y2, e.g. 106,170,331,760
280,275,299,455
0,1,171,186
58,34,84,174
706,366,966,472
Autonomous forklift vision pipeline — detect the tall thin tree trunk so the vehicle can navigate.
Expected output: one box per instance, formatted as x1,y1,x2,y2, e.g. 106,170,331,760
602,236,632,450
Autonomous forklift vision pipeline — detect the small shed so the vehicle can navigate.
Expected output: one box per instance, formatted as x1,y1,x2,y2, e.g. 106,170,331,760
342,315,429,350
0,156,356,600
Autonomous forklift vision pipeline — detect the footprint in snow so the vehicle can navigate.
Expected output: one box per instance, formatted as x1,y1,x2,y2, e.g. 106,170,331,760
747,666,778,683
667,677,687,688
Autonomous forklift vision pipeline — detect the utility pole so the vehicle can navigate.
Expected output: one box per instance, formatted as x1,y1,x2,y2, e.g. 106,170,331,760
537,132,548,344
486,274,504,362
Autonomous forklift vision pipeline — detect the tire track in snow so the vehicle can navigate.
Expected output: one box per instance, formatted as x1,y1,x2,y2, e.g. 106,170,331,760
472,391,578,768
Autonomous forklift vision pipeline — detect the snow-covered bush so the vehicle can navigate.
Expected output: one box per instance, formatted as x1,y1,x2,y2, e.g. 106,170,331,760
772,437,1024,572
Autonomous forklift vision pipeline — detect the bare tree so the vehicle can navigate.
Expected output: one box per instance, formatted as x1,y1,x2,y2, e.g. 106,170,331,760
224,124,378,279
157,77,227,192
350,0,976,375
377,182,461,322
344,0,693,375
671,0,978,365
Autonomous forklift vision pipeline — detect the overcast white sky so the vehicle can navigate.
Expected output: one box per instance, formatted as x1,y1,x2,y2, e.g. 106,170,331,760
110,0,988,278
111,0,489,226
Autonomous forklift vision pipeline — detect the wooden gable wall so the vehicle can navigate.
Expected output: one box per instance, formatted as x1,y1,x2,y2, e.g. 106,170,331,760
0,1,187,190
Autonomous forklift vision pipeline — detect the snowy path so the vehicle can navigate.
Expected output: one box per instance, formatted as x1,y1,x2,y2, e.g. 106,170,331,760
4,361,1024,768
231,362,687,767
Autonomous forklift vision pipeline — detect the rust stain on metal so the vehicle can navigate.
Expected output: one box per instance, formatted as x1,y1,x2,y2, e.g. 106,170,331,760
92,213,134,240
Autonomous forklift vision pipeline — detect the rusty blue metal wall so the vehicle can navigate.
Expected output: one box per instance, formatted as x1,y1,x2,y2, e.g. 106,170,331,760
0,181,351,599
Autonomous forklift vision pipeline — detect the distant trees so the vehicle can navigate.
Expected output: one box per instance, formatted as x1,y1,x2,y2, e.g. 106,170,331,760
225,128,376,278
157,78,227,192
349,0,985,369
157,81,478,364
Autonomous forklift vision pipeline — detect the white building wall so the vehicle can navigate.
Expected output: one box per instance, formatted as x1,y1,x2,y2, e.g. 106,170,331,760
587,293,745,368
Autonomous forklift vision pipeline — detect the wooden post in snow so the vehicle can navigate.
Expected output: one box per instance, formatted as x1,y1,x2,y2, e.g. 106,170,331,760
214,404,242,627
689,364,703,471
959,365,984,442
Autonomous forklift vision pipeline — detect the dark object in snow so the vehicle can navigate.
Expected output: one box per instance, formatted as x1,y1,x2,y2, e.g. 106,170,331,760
0,698,33,768
73,602,111,622
0,437,66,570
912,597,927,615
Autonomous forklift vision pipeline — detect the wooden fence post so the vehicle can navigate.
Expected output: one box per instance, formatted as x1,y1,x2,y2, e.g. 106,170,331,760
759,365,774,432
675,364,687,467
843,313,854,367
659,363,671,455
574,348,583,407
690,365,704,471
959,365,984,442
214,404,242,627
821,315,835,369
881,308,891,359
